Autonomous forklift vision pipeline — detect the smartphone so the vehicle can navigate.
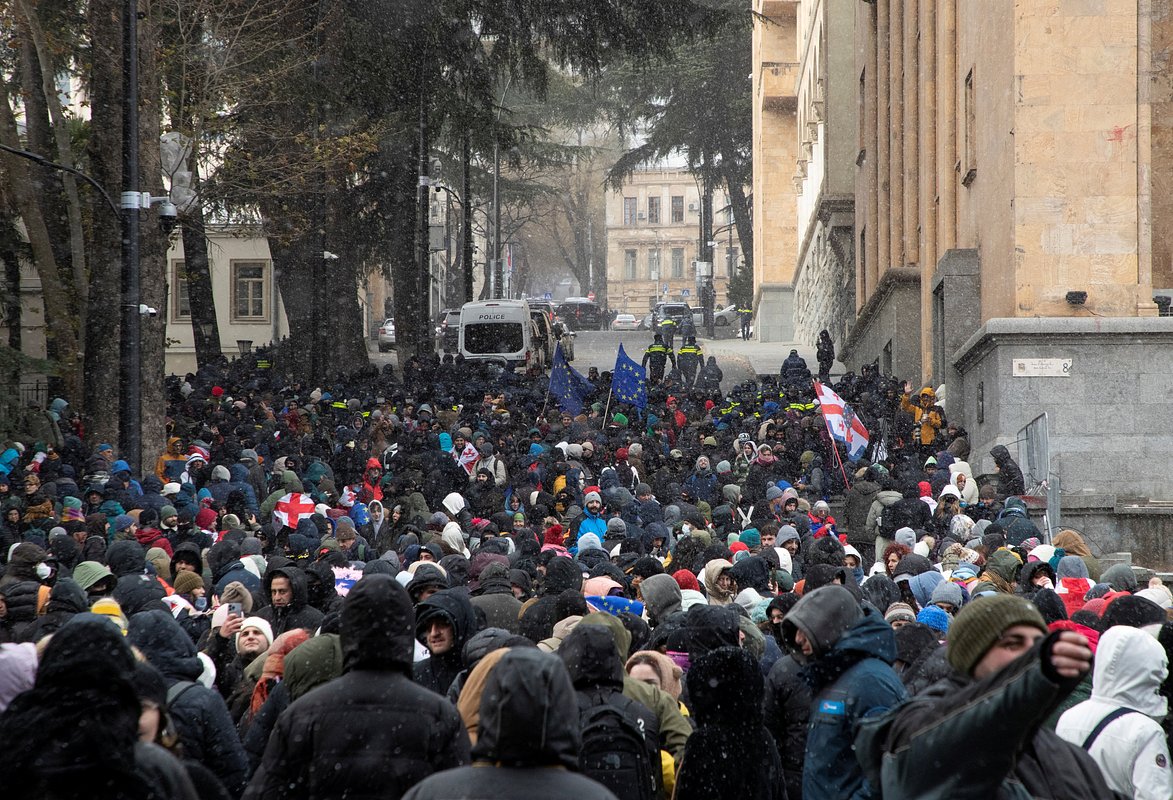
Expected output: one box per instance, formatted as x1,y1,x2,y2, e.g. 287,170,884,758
227,602,243,619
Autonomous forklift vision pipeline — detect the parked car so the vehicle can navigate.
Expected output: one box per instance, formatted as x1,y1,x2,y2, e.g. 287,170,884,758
613,313,641,331
556,298,604,331
437,308,461,353
687,303,739,328
377,318,396,351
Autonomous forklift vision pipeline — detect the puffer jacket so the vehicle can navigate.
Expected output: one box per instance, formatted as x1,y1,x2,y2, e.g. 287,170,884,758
128,609,249,795
1057,626,1173,800
413,588,477,696
244,575,469,800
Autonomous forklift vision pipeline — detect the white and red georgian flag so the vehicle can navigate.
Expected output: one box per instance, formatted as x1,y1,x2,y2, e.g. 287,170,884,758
813,381,848,440
273,492,316,528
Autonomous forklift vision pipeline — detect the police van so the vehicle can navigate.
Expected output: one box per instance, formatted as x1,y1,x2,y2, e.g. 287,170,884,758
459,300,544,370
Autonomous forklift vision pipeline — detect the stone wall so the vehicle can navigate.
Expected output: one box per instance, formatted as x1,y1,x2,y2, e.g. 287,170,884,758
793,200,855,352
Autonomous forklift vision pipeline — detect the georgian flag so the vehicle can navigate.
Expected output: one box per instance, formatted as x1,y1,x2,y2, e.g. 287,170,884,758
273,492,316,528
339,485,358,508
843,404,871,462
813,381,848,440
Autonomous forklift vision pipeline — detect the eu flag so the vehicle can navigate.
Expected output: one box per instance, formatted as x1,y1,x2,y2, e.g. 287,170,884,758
549,343,592,414
611,343,647,409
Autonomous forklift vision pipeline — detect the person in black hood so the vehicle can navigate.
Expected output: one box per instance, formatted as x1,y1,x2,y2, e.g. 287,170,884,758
170,541,204,578
414,588,478,695
677,646,786,800
245,575,470,799
0,614,152,800
556,623,662,800
0,580,41,643
729,554,774,596
106,540,168,615
990,444,1026,499
404,648,618,800
128,609,249,795
207,540,261,597
27,577,88,641
256,565,323,637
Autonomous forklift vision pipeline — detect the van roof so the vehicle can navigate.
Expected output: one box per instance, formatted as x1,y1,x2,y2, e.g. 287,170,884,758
461,300,529,309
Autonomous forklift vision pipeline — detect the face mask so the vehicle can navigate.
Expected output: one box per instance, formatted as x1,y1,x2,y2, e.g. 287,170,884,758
35,562,52,580
193,597,208,611
681,523,691,535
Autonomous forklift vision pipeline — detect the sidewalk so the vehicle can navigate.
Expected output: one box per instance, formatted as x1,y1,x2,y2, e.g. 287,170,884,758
704,335,845,380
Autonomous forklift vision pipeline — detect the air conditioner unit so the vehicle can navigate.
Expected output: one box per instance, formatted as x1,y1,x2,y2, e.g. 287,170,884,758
687,203,697,212
637,212,646,220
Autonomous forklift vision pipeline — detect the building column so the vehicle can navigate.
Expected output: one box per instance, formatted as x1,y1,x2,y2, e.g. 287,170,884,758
919,0,938,382
888,0,904,270
876,0,890,286
936,0,957,255
863,1,879,312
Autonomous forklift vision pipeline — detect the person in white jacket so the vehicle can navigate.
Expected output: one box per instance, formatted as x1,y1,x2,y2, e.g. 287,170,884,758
1056,625,1173,800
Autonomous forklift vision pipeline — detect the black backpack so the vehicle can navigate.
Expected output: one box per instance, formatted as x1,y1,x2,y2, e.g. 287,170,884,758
578,698,657,800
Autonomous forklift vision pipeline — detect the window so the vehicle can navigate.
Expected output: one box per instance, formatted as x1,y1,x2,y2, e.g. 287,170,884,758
857,67,867,165
670,196,684,223
647,196,661,224
464,322,523,354
671,248,684,278
624,249,637,280
623,197,637,225
172,260,191,320
648,248,661,280
232,261,267,321
962,69,976,186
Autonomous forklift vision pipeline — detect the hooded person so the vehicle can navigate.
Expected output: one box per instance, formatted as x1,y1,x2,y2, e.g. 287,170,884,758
556,623,661,800
245,575,470,798
675,646,786,800
854,594,1113,800
469,560,522,634
26,577,88,641
781,585,906,800
256,565,324,638
402,648,617,800
1056,625,1173,800
702,558,736,606
414,588,478,696
127,609,250,795
639,573,684,629
0,615,151,800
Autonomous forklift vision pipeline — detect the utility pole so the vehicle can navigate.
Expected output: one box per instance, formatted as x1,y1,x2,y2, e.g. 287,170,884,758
491,137,500,298
462,129,473,303
417,71,431,352
119,0,141,473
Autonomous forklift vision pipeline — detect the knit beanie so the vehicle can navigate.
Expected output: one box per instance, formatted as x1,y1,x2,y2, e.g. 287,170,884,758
584,491,602,506
930,580,964,610
219,581,255,614
90,597,128,635
236,616,274,649
884,602,917,625
946,595,1047,676
739,528,761,549
172,571,205,596
160,505,178,520
917,605,951,635
894,527,916,549
673,569,701,593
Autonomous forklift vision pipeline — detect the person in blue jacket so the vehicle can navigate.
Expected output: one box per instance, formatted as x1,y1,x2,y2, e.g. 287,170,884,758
781,584,906,800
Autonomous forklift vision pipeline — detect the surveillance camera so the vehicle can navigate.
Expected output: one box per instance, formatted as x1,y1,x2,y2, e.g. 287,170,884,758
157,200,179,235
138,304,158,317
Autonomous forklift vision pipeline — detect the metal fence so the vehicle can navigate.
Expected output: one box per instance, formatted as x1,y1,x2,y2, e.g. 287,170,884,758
19,379,48,409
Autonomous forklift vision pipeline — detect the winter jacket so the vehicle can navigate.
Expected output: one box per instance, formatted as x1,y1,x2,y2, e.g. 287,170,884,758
470,571,523,634
402,648,617,800
783,586,906,800
865,489,902,539
244,575,470,799
208,540,262,597
255,566,324,637
844,479,880,547
128,610,249,795
855,631,1114,800
764,653,811,800
991,445,1026,498
1057,626,1173,800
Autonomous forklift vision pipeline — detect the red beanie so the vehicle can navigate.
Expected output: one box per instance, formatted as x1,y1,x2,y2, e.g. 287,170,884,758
211,386,224,398
1082,597,1108,617
673,569,700,593
543,525,565,547
195,508,218,530
615,447,629,460
730,541,749,555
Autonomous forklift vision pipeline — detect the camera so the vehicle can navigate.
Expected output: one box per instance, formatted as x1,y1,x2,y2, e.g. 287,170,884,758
139,304,158,317
157,200,179,235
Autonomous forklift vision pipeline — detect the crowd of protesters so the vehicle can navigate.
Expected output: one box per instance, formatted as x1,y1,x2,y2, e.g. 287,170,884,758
0,345,1168,800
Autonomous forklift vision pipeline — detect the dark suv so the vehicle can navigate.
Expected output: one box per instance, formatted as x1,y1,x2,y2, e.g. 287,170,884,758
556,299,604,331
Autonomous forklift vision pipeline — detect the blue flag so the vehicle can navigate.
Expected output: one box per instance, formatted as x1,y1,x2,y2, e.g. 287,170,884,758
548,343,592,414
611,343,647,409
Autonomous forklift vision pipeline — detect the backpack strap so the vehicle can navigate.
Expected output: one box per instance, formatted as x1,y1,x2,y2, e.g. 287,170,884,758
1081,707,1136,751
166,680,198,709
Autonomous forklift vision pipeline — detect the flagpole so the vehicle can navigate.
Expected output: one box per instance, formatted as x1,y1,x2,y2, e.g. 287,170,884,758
602,386,614,426
813,380,852,491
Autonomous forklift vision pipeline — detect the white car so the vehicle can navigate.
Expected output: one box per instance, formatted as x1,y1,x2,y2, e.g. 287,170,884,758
377,318,396,351
612,313,641,331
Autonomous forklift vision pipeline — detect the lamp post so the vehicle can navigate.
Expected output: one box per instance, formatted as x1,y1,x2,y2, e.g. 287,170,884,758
491,76,513,299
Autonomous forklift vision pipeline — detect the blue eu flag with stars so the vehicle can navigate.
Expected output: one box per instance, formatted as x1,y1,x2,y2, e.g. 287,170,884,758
549,343,592,415
611,344,647,409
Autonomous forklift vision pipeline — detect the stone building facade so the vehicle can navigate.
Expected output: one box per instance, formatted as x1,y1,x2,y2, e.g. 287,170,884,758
604,164,737,314
837,0,1173,559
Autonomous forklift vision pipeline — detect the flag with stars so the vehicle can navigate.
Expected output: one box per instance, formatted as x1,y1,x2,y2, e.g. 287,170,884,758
611,344,647,409
549,343,592,415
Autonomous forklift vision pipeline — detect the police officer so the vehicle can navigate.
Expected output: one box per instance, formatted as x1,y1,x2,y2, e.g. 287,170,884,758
642,333,676,385
659,315,678,351
738,304,753,340
676,337,703,388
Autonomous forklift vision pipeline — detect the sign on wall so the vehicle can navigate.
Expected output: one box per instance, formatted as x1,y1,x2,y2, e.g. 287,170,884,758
1012,358,1072,377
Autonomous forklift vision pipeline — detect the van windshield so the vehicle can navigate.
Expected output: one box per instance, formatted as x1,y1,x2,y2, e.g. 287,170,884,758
464,322,523,354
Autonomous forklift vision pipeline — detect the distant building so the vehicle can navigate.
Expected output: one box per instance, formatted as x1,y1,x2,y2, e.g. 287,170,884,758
604,164,739,314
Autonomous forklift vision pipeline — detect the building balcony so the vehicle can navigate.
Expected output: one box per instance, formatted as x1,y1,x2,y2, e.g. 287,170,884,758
760,62,799,111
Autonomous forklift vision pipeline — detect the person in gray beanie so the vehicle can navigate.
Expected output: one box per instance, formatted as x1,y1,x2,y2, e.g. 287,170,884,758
855,594,1111,799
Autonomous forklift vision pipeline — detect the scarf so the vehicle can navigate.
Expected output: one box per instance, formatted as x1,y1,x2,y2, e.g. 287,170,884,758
249,629,311,715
